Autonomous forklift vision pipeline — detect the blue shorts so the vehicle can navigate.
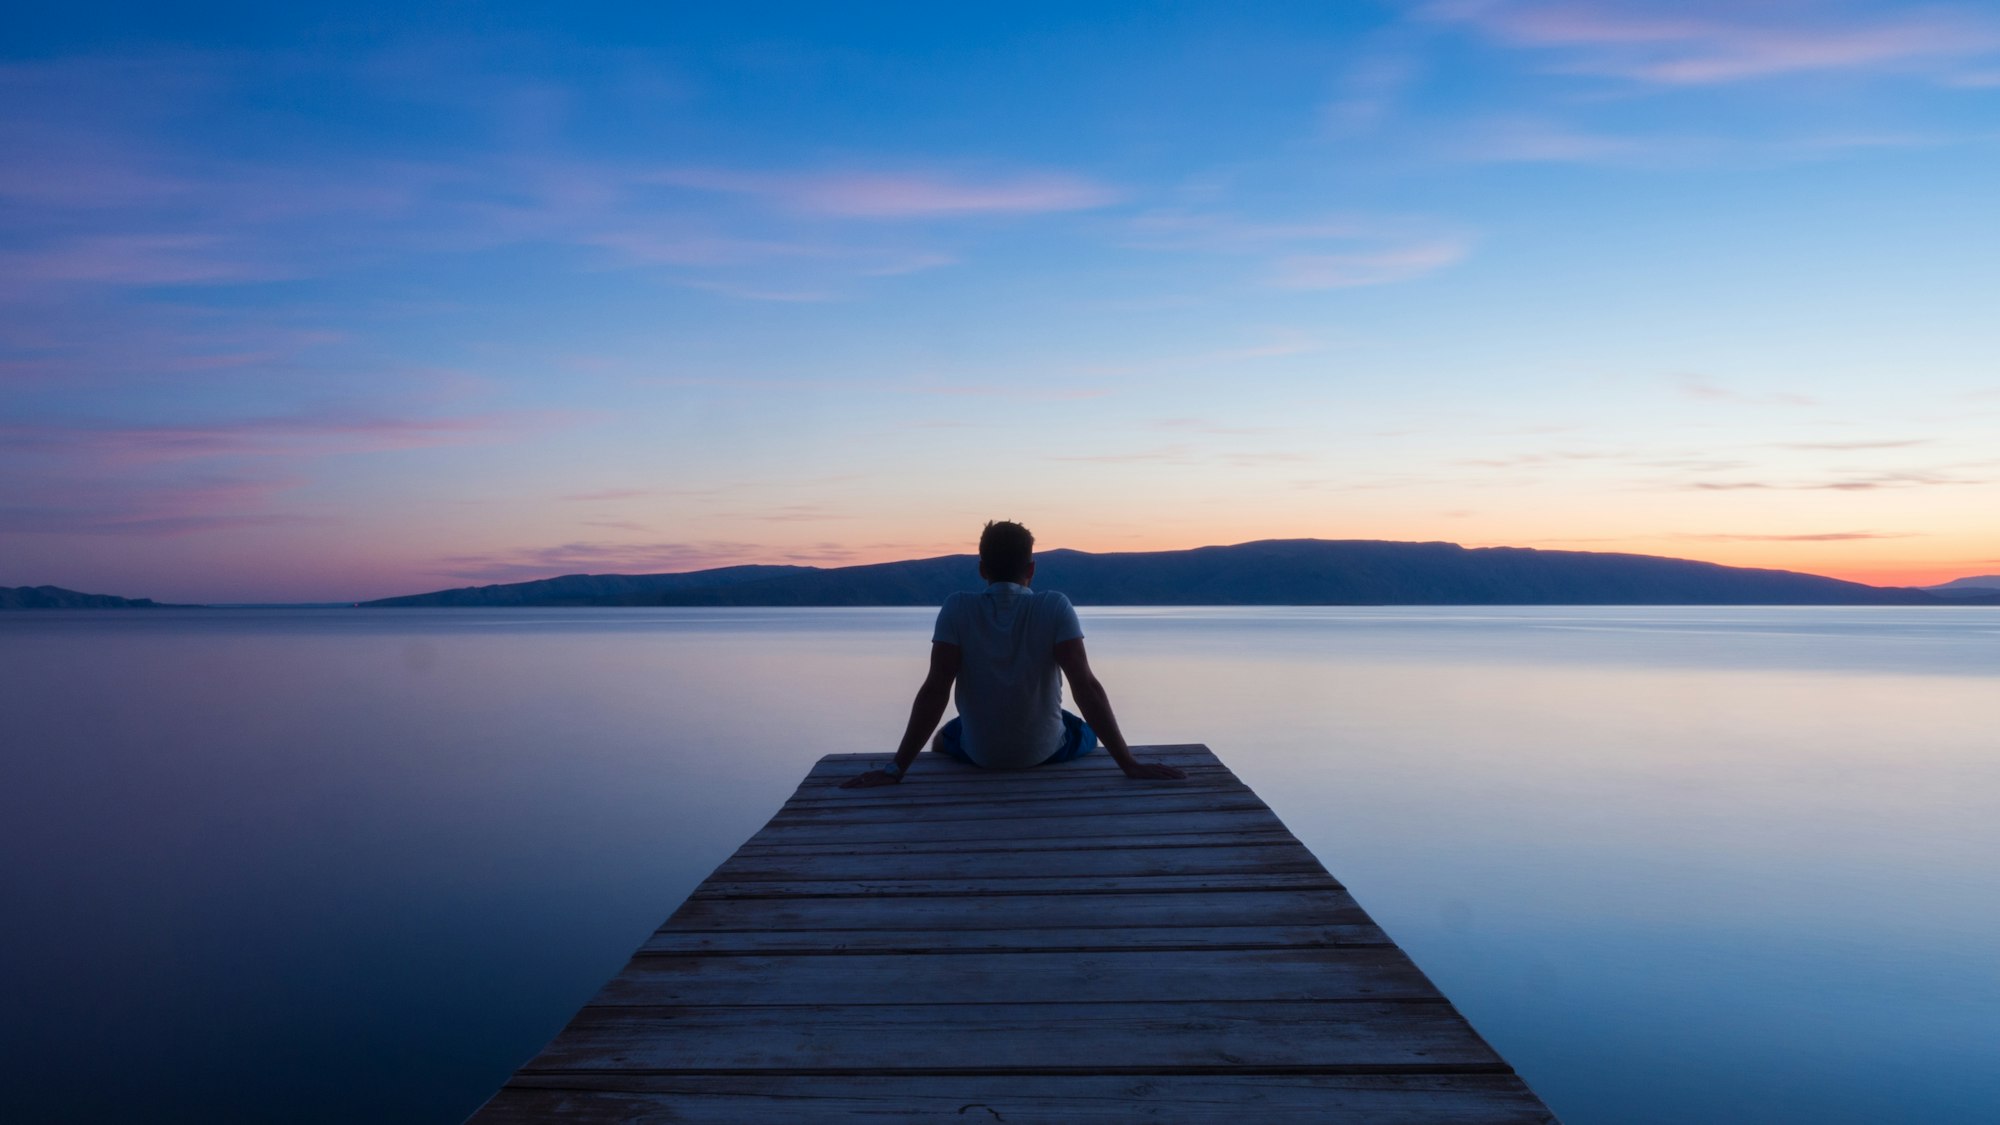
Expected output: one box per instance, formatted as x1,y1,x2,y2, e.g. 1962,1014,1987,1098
933,710,1098,768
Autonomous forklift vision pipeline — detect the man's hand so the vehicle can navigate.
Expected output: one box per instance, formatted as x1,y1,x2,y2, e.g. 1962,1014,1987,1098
1120,760,1187,780
840,769,903,789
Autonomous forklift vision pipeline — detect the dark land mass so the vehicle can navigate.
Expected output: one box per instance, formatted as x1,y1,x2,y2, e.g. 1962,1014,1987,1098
362,539,1962,608
362,564,815,607
0,585,180,609
1925,575,2000,597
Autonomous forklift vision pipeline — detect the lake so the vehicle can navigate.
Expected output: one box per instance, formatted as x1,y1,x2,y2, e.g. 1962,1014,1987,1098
3,606,1997,1123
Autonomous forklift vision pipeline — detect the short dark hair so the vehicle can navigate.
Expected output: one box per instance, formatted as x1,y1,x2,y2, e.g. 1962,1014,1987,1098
978,520,1034,583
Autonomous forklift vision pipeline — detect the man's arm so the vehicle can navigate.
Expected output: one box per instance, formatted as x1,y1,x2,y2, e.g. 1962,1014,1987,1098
1053,637,1185,780
841,642,960,788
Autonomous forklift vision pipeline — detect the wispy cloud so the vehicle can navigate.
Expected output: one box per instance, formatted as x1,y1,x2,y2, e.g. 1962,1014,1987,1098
1148,417,1284,436
733,504,855,523
430,539,859,582
910,384,1113,400
1125,209,1472,289
1458,450,1618,468
1776,438,1928,451
2,409,557,465
1674,374,1816,407
1673,530,1918,542
1440,116,1689,165
1050,445,1197,464
1325,50,1423,135
0,234,290,288
1048,444,1314,468
1425,1,2000,85
0,472,309,536
676,278,838,303
1270,239,1470,288
1685,471,1986,492
1,406,572,538
648,167,1120,219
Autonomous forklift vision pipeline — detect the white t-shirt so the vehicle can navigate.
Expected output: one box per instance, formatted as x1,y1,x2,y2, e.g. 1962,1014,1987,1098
932,582,1085,769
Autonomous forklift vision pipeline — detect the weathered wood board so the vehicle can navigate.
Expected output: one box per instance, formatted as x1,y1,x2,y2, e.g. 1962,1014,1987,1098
467,745,1557,1122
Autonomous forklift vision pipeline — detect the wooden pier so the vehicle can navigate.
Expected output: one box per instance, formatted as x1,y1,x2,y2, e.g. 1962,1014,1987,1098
468,745,1556,1122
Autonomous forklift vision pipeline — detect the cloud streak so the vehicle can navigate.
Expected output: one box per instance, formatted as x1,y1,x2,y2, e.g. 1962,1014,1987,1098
1270,239,1470,289
648,167,1120,219
1128,210,1471,289
1426,0,2000,85
1674,531,1918,542
430,539,860,582
1675,374,1816,407
1685,472,1986,492
2,409,558,465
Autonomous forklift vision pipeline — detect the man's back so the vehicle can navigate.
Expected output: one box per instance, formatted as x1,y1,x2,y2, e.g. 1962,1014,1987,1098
933,582,1082,768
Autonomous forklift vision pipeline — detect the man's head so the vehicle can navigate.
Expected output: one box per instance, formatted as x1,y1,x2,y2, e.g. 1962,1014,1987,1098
978,520,1035,585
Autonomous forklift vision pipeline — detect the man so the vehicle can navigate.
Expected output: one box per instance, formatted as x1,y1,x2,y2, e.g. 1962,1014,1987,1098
842,521,1187,788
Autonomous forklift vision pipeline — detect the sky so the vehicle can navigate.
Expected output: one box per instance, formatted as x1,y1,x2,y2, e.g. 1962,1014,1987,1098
3,0,1998,603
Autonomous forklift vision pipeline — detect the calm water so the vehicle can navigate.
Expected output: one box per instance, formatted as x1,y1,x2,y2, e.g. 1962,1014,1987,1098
3,606,1997,1123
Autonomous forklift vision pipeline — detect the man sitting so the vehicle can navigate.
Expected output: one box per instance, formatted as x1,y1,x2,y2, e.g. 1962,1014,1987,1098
842,520,1187,787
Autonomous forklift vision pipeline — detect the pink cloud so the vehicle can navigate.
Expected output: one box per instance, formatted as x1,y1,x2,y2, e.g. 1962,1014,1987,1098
909,384,1112,401
0,472,309,537
1674,374,1817,407
650,167,1120,219
1,408,566,465
1445,116,1665,164
430,539,860,582
1269,239,1469,288
1427,1,2000,84
0,234,285,287
1124,210,1472,289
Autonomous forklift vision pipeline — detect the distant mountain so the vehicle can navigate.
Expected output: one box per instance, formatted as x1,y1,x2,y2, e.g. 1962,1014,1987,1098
363,540,1955,608
363,564,815,607
1925,575,2000,597
0,585,175,609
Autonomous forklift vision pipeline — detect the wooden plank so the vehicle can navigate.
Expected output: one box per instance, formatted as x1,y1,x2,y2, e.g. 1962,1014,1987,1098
589,947,1436,1006
691,870,1345,899
656,886,1376,933
478,1073,1558,1124
767,792,1274,825
640,922,1389,954
791,763,1238,792
520,1000,1506,1073
782,780,1251,810
807,743,1219,769
711,841,1325,883
734,827,1297,856
798,763,1221,789
797,749,1225,785
745,805,1289,846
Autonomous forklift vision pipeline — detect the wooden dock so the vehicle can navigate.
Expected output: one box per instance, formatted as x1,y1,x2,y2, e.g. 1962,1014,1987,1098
468,744,1557,1122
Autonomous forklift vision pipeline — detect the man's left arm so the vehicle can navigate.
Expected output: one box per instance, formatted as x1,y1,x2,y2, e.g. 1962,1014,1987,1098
842,642,961,788
1054,637,1185,780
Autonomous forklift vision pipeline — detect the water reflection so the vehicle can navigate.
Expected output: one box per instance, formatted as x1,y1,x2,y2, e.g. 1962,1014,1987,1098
2,607,1995,1122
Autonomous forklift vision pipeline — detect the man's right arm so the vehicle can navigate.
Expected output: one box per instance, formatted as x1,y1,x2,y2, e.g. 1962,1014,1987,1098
1054,637,1185,780
841,642,960,788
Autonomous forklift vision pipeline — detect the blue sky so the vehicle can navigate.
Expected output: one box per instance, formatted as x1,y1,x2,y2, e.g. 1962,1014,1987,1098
4,1,1998,601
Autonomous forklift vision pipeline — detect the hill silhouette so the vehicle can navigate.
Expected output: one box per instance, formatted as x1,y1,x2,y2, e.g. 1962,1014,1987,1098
0,585,173,609
365,539,1945,608
362,564,814,607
